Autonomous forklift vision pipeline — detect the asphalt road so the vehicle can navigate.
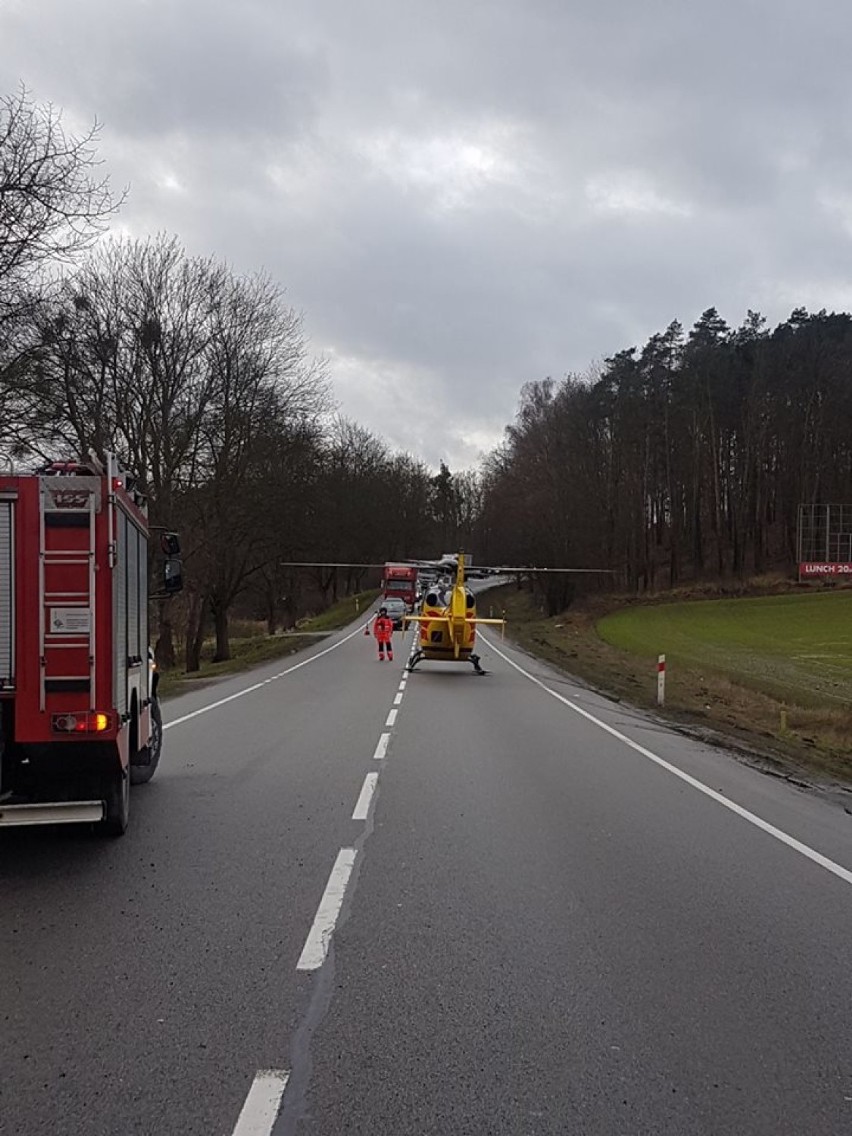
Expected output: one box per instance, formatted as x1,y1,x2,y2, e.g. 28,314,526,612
2,609,852,1135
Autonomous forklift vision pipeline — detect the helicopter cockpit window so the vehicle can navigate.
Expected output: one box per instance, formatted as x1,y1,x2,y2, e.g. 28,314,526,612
466,591,474,607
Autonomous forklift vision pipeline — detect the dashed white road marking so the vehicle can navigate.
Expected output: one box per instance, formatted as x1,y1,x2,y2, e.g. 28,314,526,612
164,622,369,731
373,733,390,761
393,692,403,705
296,849,357,971
385,708,398,727
352,772,379,821
231,1070,290,1136
481,633,852,889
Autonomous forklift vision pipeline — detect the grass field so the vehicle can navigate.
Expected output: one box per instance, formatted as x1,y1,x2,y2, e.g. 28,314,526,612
598,592,852,708
493,584,852,782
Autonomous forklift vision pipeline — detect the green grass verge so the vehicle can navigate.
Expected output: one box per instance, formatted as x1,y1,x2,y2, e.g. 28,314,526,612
158,589,381,699
598,592,852,709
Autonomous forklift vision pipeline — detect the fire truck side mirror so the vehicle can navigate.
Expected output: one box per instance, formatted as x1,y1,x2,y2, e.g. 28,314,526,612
163,556,183,595
160,532,181,556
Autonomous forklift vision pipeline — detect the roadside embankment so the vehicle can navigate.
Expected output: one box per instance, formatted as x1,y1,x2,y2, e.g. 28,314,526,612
158,589,381,699
491,582,852,785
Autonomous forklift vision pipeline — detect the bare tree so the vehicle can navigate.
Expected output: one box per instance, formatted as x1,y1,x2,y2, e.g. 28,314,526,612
7,234,221,664
0,85,123,325
185,271,329,662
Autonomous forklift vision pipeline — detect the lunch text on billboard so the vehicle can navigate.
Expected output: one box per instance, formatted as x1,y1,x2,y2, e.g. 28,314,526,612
799,562,852,576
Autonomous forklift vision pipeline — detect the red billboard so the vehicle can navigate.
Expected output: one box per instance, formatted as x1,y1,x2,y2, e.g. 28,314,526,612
799,562,852,577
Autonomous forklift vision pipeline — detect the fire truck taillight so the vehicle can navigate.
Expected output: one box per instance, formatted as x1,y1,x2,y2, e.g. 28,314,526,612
51,712,112,734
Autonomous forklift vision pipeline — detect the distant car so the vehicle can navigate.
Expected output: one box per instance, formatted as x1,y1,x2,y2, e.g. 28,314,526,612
381,597,408,628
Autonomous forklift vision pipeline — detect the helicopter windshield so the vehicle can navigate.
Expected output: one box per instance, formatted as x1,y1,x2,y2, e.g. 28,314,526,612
424,586,475,608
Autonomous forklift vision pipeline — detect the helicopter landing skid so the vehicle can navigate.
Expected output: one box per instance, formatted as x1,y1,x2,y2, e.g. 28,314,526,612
405,650,487,675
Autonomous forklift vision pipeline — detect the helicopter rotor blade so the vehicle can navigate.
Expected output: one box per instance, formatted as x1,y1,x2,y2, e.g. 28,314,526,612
269,559,615,575
478,565,616,575
274,561,386,569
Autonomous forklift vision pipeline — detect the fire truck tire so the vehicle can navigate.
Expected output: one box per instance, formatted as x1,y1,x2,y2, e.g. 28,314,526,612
131,700,162,786
99,766,130,837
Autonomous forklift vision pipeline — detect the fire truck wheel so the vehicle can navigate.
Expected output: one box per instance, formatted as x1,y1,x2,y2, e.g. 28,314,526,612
131,700,162,786
99,766,130,837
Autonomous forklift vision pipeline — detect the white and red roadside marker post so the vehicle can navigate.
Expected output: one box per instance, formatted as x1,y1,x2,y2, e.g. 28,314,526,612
657,654,666,707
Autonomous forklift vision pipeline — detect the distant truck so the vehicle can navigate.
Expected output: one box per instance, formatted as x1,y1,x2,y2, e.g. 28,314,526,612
441,552,480,572
382,562,418,608
439,552,486,578
0,454,182,836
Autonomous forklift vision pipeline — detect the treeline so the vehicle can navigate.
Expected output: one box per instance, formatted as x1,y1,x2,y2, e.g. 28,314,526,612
478,307,852,608
0,87,477,668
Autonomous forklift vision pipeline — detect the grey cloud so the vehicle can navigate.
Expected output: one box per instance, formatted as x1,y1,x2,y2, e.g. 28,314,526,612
4,0,852,467
2,0,327,139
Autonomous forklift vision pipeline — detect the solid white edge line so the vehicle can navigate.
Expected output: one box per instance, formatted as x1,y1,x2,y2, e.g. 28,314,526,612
164,622,368,731
373,732,390,761
296,848,357,971
352,771,379,821
480,633,852,888
393,692,403,705
231,1069,290,1136
385,708,398,727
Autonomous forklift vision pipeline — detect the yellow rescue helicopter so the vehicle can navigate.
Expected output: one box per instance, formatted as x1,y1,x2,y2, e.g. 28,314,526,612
403,552,505,675
403,552,618,674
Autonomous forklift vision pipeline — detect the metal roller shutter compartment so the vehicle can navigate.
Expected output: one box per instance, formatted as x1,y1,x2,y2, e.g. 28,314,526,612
0,501,13,687
128,522,139,660
114,511,128,715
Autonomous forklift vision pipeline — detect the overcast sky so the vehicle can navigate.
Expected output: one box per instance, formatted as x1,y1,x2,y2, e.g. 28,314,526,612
4,0,852,469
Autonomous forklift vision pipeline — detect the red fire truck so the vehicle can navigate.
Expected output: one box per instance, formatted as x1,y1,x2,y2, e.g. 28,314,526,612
382,562,418,607
0,454,182,836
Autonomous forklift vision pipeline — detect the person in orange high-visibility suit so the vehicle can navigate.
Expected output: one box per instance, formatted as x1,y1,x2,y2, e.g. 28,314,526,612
373,606,394,661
